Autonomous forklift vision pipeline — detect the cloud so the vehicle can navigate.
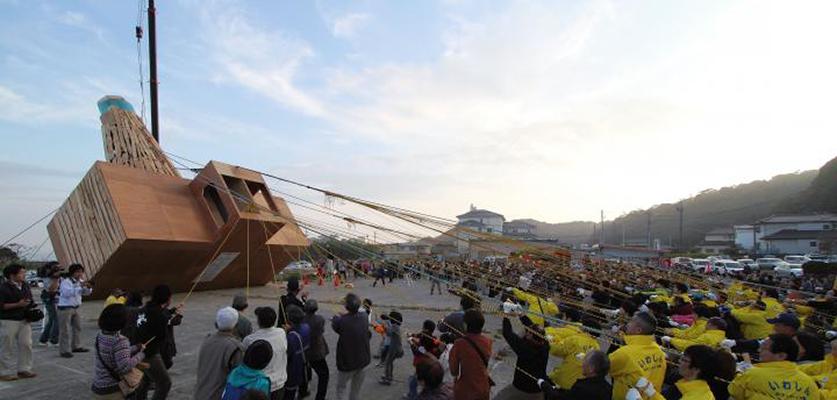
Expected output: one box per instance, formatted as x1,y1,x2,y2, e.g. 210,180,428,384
330,13,370,38
56,10,106,41
199,1,324,116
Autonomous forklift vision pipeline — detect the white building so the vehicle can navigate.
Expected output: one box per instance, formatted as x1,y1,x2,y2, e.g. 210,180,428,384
695,227,734,254
456,206,505,235
734,225,757,251
756,214,837,255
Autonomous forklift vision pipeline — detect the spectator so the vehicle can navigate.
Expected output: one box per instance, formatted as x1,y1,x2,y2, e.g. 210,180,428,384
493,315,548,400
134,284,176,400
277,278,305,328
449,309,492,400
407,320,444,400
243,307,287,400
674,345,717,400
302,299,329,400
284,305,310,400
37,261,60,347
0,263,36,380
379,311,404,385
104,288,127,308
331,293,372,400
92,304,145,398
415,361,453,400
223,340,273,399
608,312,667,400
539,349,612,400
728,334,819,400
57,263,93,358
195,307,245,400
439,296,477,341
233,294,253,340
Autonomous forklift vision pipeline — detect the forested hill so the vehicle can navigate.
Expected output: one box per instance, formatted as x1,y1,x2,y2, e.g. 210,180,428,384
523,157,837,247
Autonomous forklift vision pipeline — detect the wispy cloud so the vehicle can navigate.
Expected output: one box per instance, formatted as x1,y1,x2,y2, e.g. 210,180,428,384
329,13,371,38
199,1,324,116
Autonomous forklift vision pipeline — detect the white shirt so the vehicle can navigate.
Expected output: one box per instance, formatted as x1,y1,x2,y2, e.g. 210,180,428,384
57,277,92,307
243,327,288,391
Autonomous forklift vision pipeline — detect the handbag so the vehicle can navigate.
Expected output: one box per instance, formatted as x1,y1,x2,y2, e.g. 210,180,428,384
95,335,144,397
461,336,496,387
24,305,44,322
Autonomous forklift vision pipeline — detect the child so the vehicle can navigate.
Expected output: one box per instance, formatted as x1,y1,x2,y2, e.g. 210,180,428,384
222,340,273,400
380,311,404,385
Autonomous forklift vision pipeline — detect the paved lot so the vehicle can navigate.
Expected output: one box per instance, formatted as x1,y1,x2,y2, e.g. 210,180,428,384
0,277,543,399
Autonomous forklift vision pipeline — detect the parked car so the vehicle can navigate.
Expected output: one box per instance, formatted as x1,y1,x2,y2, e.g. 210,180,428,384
784,255,812,265
25,270,43,288
286,260,314,271
692,259,712,273
715,260,744,274
807,254,829,262
756,257,785,271
737,258,758,272
671,257,693,268
775,263,803,277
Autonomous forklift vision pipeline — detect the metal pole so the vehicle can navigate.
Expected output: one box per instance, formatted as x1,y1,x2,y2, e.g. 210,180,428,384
148,0,160,143
646,211,652,247
677,202,684,251
600,210,605,245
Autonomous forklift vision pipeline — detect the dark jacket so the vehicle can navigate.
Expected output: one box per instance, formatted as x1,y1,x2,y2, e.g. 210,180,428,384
331,311,371,371
303,313,329,361
543,375,612,400
502,317,549,393
286,323,311,388
277,293,304,327
161,307,183,368
134,303,169,357
0,280,32,321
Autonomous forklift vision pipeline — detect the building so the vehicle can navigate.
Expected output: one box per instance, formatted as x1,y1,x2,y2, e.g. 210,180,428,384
456,206,505,235
598,245,667,263
695,227,735,254
734,225,757,251
756,214,837,255
503,220,537,238
380,241,432,260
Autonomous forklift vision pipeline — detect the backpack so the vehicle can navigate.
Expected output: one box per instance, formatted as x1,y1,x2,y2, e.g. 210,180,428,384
220,377,270,400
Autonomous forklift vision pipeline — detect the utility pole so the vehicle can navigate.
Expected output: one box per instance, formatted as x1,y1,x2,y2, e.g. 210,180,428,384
676,202,684,251
148,0,160,143
621,223,626,246
646,211,652,248
600,210,605,245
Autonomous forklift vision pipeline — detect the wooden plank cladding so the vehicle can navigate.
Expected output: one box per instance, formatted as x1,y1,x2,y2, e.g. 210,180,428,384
99,96,179,177
47,164,126,280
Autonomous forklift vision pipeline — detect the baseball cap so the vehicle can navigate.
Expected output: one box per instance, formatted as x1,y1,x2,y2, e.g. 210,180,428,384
767,312,801,330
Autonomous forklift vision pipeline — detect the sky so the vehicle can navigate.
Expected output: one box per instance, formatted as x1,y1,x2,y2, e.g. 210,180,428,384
1,0,836,257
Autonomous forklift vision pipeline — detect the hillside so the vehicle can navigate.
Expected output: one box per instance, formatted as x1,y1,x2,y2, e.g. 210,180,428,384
778,156,837,214
522,163,831,247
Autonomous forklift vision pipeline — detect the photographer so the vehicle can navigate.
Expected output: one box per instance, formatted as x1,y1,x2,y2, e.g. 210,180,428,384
57,263,93,358
0,263,36,380
37,262,61,346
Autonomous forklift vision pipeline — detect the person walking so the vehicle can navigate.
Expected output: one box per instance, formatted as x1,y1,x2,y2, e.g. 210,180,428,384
57,263,93,358
133,285,176,400
331,293,371,400
243,307,287,400
302,299,329,400
0,264,36,381
92,304,146,399
195,307,245,400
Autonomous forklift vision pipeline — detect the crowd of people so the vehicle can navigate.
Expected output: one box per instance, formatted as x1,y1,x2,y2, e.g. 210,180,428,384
1,252,836,400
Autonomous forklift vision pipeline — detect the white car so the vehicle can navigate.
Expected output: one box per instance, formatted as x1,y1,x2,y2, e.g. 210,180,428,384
286,260,314,270
692,259,712,272
784,255,811,265
737,259,758,271
756,258,785,271
774,262,803,277
715,260,744,274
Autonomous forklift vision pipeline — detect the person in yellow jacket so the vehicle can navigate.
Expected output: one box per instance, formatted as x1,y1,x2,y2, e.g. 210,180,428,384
548,319,599,389
608,312,666,400
800,338,837,398
511,287,559,326
761,288,785,320
676,345,718,400
665,304,715,340
663,317,728,351
728,334,821,400
731,301,773,340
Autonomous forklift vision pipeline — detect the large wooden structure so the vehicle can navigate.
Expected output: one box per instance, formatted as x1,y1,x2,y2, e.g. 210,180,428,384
47,96,308,297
